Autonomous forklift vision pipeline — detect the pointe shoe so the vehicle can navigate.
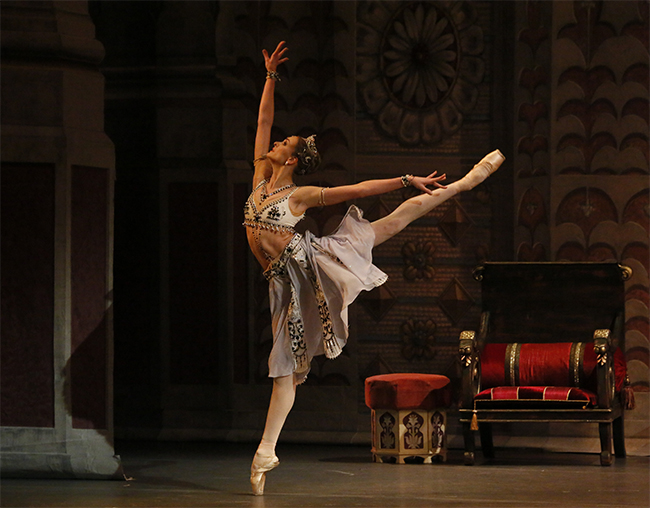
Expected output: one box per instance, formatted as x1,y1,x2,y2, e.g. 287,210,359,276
250,455,279,496
475,149,505,175
458,149,505,192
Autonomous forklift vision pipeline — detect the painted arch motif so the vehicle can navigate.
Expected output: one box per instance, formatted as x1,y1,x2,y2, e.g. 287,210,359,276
555,187,618,241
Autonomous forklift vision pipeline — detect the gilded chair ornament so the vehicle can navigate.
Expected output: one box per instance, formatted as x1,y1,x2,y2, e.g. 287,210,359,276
459,345,473,368
595,344,608,366
618,264,632,281
594,329,611,366
459,331,476,367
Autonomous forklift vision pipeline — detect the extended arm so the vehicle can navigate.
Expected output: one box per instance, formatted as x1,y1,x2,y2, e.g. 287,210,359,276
291,172,447,213
253,42,289,185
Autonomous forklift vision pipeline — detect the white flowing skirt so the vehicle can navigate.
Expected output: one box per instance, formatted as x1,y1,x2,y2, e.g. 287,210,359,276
264,205,387,384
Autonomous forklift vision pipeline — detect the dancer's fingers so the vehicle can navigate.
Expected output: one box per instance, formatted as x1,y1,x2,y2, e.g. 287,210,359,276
423,174,446,186
411,173,449,193
272,42,287,59
424,177,447,190
269,43,289,68
413,177,434,195
277,50,289,62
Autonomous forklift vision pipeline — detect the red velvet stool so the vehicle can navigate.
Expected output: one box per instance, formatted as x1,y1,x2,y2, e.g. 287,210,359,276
365,373,452,463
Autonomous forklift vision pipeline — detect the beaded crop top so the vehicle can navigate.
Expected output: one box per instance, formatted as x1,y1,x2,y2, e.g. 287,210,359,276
243,179,305,235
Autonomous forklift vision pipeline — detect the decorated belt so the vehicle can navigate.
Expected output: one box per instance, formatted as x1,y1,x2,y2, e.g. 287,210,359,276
263,233,303,281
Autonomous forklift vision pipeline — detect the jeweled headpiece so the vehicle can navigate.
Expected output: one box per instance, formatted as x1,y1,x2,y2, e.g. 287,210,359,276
294,134,320,175
306,134,318,156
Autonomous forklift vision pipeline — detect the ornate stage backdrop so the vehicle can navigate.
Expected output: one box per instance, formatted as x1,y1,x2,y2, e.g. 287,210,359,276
2,1,646,468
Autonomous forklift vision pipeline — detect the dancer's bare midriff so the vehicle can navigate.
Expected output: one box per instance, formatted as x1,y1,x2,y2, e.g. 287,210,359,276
246,228,295,269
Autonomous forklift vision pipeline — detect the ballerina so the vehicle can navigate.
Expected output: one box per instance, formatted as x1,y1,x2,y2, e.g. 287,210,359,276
246,41,505,495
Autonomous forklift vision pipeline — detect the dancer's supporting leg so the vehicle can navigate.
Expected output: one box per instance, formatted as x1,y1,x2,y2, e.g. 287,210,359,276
251,374,297,495
372,150,505,246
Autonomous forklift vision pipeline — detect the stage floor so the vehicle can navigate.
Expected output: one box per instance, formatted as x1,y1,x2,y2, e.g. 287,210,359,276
2,441,649,508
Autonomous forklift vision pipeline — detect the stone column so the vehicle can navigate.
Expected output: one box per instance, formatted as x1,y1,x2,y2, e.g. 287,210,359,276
1,0,121,478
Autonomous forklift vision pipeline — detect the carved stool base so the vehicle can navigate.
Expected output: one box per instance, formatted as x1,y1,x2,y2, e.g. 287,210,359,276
371,408,447,463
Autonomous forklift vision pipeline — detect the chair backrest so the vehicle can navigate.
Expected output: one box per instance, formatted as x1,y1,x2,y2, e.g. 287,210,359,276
476,262,627,345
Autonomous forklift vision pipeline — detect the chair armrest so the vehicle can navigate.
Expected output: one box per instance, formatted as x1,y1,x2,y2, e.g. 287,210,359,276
459,330,480,409
594,329,616,409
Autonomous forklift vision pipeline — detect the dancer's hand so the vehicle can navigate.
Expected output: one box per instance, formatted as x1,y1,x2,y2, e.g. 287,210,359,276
412,171,447,194
263,41,289,73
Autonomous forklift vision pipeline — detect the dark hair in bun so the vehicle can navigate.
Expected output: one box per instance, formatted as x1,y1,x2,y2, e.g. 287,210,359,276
293,134,321,175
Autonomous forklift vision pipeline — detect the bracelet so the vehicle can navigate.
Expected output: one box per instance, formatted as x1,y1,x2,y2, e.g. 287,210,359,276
401,174,413,187
319,187,328,207
266,70,281,82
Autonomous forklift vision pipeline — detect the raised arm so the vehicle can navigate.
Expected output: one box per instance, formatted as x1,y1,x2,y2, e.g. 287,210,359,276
291,172,447,213
253,42,289,185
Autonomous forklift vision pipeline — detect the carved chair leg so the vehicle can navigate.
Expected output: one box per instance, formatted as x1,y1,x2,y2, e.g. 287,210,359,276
463,421,476,465
479,422,495,459
599,422,613,466
613,416,626,458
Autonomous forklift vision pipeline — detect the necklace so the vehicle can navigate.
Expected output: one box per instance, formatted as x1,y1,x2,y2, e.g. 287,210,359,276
260,182,296,202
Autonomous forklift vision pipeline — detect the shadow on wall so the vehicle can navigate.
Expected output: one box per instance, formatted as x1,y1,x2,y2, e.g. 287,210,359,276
63,298,116,450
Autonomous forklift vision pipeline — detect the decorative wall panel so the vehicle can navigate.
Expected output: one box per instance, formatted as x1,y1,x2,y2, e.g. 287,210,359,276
0,164,55,428
550,0,649,392
515,0,552,261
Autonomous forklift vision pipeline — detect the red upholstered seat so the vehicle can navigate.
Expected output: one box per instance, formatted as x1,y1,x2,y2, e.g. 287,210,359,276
365,373,451,411
475,386,597,408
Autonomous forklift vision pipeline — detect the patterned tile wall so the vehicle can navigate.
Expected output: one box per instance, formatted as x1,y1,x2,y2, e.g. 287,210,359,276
515,0,649,392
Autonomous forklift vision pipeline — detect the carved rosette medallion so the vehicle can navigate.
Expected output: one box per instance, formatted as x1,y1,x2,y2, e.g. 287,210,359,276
402,240,436,280
358,1,485,145
401,318,437,361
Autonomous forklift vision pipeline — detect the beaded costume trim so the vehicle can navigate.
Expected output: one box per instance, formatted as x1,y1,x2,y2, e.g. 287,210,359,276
243,179,303,261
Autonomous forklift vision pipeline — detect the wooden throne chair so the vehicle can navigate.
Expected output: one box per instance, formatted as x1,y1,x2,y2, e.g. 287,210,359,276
458,262,633,466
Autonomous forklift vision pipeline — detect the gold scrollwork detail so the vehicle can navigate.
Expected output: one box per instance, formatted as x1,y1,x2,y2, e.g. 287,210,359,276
618,264,632,281
472,266,485,282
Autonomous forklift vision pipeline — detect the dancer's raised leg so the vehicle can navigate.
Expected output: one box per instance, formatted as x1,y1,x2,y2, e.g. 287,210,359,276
251,374,297,495
372,150,504,246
